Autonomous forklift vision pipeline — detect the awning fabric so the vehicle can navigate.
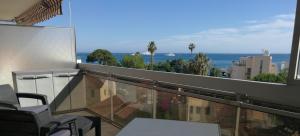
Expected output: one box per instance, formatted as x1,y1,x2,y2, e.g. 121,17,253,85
15,0,63,25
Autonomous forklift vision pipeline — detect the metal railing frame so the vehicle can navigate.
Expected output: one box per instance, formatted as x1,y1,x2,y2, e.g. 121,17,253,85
82,68,300,118
80,67,300,136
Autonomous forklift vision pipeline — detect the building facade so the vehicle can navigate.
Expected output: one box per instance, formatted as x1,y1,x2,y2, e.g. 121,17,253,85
230,54,278,80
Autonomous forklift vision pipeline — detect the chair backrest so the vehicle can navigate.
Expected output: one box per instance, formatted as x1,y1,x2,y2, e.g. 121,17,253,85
0,84,20,109
0,109,40,136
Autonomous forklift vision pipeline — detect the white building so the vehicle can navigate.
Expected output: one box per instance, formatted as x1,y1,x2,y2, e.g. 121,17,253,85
230,52,278,80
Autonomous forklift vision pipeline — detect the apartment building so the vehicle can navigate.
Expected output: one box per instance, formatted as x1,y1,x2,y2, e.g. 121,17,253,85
230,52,278,80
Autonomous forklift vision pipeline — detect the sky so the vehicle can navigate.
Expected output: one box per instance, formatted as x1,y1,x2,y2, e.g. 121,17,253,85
39,0,297,53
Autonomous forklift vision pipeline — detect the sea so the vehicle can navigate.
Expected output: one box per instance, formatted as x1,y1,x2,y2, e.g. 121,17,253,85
77,53,290,70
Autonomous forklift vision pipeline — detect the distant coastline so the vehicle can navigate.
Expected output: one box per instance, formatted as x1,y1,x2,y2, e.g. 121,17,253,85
77,53,290,69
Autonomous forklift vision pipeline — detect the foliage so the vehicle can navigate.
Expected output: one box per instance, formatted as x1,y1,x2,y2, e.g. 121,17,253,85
169,59,190,73
278,68,288,83
188,43,196,54
152,54,211,76
189,53,210,75
147,41,157,70
210,67,222,77
86,49,118,66
153,59,190,73
120,53,145,69
153,61,172,72
253,72,287,84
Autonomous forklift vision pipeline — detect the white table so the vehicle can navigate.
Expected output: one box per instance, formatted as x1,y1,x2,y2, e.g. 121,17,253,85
116,118,220,136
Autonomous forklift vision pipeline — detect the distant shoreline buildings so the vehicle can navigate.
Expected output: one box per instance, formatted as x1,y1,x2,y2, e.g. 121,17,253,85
228,50,289,80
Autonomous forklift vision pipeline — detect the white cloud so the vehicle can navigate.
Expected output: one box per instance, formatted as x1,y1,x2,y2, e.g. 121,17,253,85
274,14,295,20
156,14,295,53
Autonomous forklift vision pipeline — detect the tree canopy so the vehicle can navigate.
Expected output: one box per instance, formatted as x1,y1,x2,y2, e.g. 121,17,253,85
121,53,145,69
188,43,196,54
86,49,118,66
210,67,222,77
189,53,210,75
252,70,288,84
147,41,157,70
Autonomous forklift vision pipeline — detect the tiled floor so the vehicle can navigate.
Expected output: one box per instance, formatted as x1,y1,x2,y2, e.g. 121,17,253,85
59,111,120,136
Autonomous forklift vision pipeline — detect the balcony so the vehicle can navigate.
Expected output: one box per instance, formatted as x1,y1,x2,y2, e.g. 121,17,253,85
47,63,300,136
1,1,300,136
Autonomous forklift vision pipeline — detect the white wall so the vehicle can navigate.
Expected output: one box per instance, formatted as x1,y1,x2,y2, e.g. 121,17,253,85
0,25,76,86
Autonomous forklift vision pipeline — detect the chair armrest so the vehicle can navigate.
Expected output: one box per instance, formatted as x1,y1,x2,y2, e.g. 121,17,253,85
16,93,48,105
19,105,50,113
41,116,77,136
41,122,59,136
52,115,77,125
0,100,18,110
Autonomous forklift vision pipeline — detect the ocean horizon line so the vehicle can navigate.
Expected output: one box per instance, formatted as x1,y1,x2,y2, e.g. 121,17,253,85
77,52,291,55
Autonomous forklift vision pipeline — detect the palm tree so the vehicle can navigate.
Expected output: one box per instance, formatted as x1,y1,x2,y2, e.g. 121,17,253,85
189,53,210,75
147,41,157,70
188,43,196,55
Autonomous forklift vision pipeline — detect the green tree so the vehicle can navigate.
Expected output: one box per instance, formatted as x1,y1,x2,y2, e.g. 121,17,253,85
278,68,288,83
121,53,145,69
147,41,157,70
153,61,172,72
189,53,210,75
188,43,196,55
152,59,190,73
86,49,117,66
253,73,286,83
169,59,189,73
210,67,222,77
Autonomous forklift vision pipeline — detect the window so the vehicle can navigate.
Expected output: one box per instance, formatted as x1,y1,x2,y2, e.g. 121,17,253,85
91,89,95,97
259,60,263,74
196,107,201,114
246,68,252,80
206,107,211,115
190,106,194,113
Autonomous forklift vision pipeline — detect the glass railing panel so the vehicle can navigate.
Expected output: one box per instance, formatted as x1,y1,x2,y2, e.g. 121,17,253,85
239,108,300,136
55,74,86,112
112,81,153,125
187,97,237,136
155,91,188,121
85,75,112,118
297,59,300,80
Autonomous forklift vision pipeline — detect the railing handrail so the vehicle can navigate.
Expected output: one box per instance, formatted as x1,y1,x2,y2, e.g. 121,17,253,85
79,63,300,119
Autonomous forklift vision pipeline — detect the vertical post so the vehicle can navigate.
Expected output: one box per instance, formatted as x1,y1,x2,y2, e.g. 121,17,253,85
287,0,300,84
186,97,190,121
109,80,114,121
34,76,38,105
68,75,72,110
68,0,72,27
152,89,157,119
234,107,241,136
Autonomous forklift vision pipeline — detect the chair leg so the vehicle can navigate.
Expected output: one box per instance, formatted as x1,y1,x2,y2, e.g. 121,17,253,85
94,118,101,136
82,116,101,136
78,129,83,136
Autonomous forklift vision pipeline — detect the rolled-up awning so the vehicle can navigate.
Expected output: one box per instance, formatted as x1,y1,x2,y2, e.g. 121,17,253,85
0,0,63,25
15,0,63,25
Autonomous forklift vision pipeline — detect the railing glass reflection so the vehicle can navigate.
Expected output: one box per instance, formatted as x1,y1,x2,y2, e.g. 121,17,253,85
239,108,300,136
60,72,300,136
112,81,153,125
85,75,112,118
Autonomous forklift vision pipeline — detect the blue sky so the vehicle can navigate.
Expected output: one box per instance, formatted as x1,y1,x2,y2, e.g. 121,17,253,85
39,0,297,53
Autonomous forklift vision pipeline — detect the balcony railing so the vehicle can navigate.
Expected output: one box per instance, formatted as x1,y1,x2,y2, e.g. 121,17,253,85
52,63,300,136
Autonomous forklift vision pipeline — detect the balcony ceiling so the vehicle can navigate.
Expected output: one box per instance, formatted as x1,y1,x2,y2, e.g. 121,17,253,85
0,0,41,21
0,0,63,25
